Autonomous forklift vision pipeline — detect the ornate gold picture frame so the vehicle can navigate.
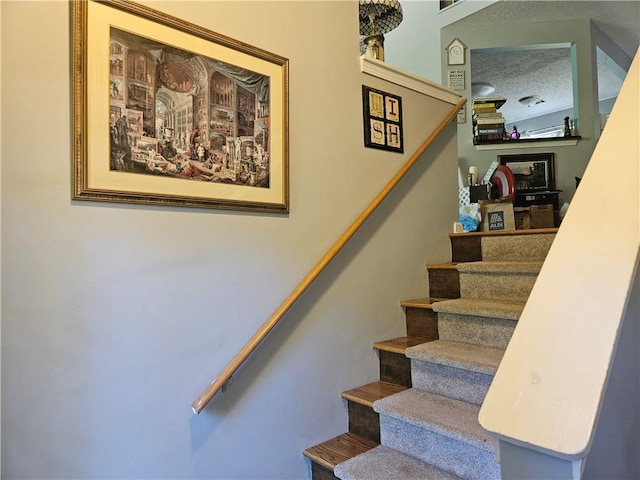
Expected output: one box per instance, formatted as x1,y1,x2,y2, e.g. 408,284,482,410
71,0,289,213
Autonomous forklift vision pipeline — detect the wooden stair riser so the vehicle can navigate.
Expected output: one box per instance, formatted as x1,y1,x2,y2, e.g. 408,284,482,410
346,401,380,444
410,360,494,405
404,306,439,339
379,415,500,480
378,350,412,387
303,433,378,480
459,270,538,301
450,235,482,263
438,313,517,349
340,381,409,453
427,266,460,299
310,462,338,480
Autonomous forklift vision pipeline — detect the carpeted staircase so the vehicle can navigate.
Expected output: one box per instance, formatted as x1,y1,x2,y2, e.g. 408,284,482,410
304,228,557,480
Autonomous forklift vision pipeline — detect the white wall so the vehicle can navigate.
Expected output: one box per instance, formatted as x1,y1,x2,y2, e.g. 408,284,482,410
0,1,459,478
385,0,497,82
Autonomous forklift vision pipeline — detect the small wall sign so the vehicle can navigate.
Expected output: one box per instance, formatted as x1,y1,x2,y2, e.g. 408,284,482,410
362,85,404,153
457,103,466,124
446,38,466,66
448,69,465,91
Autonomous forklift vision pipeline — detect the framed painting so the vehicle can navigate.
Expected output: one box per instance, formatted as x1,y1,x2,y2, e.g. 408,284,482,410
72,0,289,213
362,85,404,153
498,153,556,193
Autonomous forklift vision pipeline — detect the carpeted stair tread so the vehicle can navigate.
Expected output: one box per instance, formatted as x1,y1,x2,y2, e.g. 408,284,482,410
432,297,524,319
374,388,494,453
456,262,540,301
405,340,504,375
342,381,407,407
334,445,462,480
481,231,556,262
456,260,543,274
303,432,378,471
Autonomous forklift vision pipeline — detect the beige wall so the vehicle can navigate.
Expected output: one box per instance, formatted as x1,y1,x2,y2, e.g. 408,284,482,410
1,1,459,478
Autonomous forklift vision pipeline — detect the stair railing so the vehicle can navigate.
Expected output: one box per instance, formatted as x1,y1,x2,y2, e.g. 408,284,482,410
191,97,467,414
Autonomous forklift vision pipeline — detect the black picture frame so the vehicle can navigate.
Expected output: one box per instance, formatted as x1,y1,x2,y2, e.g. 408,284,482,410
362,85,404,153
499,153,556,192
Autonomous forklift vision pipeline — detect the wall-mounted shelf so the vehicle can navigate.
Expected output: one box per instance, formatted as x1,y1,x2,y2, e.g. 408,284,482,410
474,136,581,151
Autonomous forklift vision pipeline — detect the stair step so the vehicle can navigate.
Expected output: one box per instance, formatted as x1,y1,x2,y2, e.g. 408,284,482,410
304,433,378,474
341,381,408,407
458,260,543,274
334,444,462,480
373,336,429,354
406,340,504,405
400,297,448,338
481,230,556,262
427,263,460,299
374,389,494,452
449,228,557,263
457,261,542,301
406,339,504,374
400,297,451,308
449,232,482,263
341,381,408,443
433,298,523,349
374,336,429,387
374,389,500,479
432,297,524,319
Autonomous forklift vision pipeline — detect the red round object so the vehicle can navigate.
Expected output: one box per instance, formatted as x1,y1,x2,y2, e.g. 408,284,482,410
491,165,516,201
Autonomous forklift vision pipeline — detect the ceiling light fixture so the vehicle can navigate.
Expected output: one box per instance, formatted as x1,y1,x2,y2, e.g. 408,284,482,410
518,95,545,107
471,82,495,97
359,0,403,62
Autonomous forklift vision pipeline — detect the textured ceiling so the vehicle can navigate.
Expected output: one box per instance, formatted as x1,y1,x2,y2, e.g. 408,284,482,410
452,0,640,126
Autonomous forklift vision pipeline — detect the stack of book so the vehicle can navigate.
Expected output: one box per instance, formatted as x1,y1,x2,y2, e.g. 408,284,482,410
472,97,507,144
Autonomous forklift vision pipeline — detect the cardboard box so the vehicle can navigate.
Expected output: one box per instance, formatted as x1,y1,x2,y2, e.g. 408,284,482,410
479,199,516,232
530,204,555,228
514,207,531,230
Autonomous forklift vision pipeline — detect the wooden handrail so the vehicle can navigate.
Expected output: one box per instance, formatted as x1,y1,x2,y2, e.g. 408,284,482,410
192,98,467,414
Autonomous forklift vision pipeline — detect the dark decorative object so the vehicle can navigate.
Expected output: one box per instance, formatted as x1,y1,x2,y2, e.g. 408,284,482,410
564,116,572,137
510,125,520,140
575,176,582,188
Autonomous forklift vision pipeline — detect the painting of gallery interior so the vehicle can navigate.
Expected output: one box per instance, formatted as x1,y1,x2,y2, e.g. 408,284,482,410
109,27,271,188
